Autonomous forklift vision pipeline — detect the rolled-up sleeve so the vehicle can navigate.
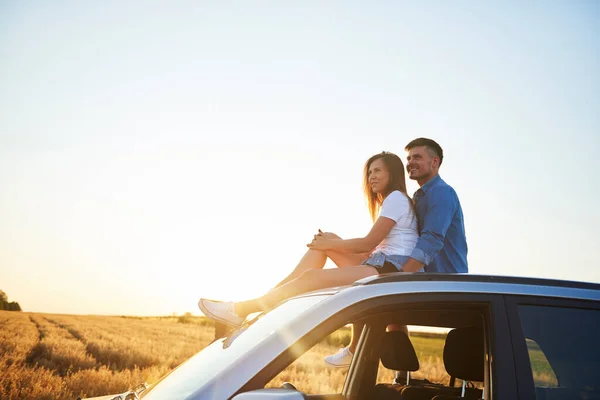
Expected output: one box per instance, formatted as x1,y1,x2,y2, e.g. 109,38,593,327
410,187,457,265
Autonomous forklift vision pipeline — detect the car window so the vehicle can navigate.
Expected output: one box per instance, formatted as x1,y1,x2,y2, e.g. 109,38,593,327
265,331,349,393
375,325,485,392
517,305,600,399
142,295,330,399
376,326,451,386
261,303,489,399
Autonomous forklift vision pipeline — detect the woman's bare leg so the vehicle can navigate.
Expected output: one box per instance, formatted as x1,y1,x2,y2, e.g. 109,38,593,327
328,250,371,268
272,249,328,289
235,266,378,317
273,251,371,356
272,249,370,289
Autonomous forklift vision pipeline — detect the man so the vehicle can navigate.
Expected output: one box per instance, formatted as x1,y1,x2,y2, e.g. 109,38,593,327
324,138,468,370
386,138,468,383
400,137,468,273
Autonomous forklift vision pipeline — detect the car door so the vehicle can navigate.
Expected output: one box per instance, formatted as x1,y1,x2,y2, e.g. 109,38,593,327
344,292,519,400
236,291,519,400
505,295,600,400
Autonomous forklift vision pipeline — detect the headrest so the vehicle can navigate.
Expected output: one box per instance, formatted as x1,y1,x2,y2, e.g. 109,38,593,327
443,327,484,382
380,330,419,372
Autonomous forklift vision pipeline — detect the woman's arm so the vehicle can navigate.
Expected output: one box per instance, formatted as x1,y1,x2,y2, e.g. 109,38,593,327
307,216,395,253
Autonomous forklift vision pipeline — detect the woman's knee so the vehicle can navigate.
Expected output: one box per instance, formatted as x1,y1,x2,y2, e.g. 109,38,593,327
306,248,328,260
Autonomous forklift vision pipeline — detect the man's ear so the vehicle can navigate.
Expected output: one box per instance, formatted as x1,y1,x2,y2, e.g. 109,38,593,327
432,156,441,169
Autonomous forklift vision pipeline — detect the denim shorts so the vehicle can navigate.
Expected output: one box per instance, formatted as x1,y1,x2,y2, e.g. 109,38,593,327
361,253,411,274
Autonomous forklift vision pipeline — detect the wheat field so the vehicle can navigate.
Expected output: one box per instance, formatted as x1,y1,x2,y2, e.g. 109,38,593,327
0,311,214,400
0,310,477,399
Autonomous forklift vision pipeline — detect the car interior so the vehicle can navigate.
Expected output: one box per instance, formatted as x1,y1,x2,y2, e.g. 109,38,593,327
368,326,483,400
350,307,487,400
253,303,489,400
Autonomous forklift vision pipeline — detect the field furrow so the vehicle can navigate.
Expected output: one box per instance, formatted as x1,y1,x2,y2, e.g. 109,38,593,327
25,316,98,376
1,312,217,399
0,311,69,400
0,313,38,364
49,314,214,369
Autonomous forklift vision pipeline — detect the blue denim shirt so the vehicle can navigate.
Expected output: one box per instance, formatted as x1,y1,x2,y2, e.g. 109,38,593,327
409,175,468,273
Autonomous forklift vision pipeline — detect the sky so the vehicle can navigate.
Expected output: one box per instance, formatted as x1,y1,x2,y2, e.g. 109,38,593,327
1,1,598,316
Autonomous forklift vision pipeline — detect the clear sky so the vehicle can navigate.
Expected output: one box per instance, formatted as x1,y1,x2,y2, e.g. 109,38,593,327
1,1,598,316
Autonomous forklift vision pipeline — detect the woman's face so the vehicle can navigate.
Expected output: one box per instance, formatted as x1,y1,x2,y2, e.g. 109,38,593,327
368,158,391,195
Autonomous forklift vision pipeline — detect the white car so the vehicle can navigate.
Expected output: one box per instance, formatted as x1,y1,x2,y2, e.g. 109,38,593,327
82,383,148,400
132,274,599,399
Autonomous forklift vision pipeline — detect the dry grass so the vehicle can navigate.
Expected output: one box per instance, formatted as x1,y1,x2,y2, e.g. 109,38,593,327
0,311,213,400
5,311,545,399
268,342,350,393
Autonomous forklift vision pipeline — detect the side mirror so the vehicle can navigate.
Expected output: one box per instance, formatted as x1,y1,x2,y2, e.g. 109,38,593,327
231,388,306,399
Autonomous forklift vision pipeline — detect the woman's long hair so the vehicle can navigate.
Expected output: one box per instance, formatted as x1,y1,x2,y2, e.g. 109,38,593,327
363,151,414,222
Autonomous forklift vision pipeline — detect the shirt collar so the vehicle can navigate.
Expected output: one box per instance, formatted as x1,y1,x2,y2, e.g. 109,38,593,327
418,174,442,194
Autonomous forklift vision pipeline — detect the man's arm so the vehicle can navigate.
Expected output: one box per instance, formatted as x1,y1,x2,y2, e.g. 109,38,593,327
401,257,425,272
409,187,457,268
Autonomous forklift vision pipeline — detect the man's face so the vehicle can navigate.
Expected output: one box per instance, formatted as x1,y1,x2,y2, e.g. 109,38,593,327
406,146,438,183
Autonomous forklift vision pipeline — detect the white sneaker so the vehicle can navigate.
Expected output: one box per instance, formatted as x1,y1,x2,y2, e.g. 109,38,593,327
198,299,244,327
324,347,353,368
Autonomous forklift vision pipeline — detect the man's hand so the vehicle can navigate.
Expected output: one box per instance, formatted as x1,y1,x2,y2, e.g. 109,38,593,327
401,258,425,272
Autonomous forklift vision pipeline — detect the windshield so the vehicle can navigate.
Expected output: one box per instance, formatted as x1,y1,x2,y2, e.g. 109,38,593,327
142,294,330,399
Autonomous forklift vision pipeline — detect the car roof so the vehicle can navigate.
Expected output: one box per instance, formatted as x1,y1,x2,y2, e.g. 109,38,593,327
347,273,600,302
289,273,600,305
357,273,600,290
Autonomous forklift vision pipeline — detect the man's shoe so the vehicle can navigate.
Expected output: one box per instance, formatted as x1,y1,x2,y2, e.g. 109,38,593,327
324,347,353,368
198,299,244,327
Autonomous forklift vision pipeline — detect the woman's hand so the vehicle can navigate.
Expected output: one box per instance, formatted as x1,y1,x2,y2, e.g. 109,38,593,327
307,235,331,250
316,230,340,240
307,229,341,250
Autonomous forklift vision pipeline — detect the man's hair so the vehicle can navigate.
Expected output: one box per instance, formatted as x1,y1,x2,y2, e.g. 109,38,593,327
405,138,444,166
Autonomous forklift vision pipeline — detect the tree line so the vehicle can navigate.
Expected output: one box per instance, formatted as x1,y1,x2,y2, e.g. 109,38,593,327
0,290,22,311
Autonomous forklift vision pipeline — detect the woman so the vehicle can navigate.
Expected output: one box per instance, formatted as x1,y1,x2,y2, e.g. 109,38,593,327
198,152,418,364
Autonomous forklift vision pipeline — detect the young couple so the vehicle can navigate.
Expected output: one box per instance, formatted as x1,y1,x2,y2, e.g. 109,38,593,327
198,137,468,367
